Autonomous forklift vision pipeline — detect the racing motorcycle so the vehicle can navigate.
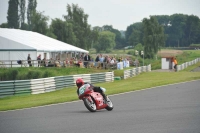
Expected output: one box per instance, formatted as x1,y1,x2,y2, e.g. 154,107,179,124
78,84,114,112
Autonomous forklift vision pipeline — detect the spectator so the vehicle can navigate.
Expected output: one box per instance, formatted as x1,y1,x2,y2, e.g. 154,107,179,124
69,58,74,67
75,58,82,67
80,53,84,60
95,54,100,62
84,53,91,68
110,57,115,64
103,55,108,69
42,57,47,67
109,57,117,69
37,54,41,67
27,54,32,67
65,58,69,67
99,54,104,68
55,58,61,67
89,58,95,68
172,57,178,72
48,58,54,67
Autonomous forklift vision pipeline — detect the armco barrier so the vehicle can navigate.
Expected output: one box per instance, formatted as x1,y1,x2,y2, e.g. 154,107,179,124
0,71,114,98
124,64,151,79
105,72,114,82
31,79,45,94
0,81,15,97
44,77,56,93
63,75,75,88
14,80,31,96
55,76,65,89
90,73,100,84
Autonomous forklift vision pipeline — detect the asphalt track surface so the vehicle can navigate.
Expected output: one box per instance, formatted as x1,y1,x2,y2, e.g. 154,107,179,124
0,80,200,133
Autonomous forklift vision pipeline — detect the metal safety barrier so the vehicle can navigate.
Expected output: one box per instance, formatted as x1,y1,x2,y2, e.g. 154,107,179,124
123,64,151,79
0,71,114,98
177,58,200,71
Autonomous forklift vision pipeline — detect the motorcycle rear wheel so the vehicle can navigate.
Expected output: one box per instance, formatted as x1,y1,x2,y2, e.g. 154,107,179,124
105,96,114,111
83,97,97,112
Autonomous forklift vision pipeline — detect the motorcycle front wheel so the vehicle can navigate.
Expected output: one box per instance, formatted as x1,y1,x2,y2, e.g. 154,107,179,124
83,97,97,112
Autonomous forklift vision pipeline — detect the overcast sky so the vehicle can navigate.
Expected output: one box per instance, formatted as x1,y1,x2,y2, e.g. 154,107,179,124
0,0,200,31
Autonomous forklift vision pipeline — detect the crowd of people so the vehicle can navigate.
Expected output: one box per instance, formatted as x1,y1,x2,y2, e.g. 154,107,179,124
94,54,134,69
26,53,134,69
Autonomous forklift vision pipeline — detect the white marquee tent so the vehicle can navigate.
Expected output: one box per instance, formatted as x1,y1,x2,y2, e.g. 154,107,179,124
0,28,88,67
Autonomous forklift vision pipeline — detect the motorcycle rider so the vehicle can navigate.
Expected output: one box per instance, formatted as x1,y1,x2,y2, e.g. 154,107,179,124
76,78,108,102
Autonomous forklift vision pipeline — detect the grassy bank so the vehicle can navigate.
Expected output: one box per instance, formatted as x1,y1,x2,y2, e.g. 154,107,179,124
0,50,200,81
0,62,199,111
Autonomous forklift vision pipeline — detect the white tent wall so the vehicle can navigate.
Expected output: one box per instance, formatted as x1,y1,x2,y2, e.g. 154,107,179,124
0,51,9,60
10,51,36,61
0,51,36,67
11,51,36,67
0,51,9,68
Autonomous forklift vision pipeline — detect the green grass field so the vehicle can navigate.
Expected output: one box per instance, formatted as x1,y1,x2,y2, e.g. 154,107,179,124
0,62,199,111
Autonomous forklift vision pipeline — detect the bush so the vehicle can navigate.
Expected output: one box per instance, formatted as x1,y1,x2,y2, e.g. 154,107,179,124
105,49,112,53
26,70,42,79
127,50,135,55
42,71,53,78
32,71,42,79
26,71,34,79
8,69,18,80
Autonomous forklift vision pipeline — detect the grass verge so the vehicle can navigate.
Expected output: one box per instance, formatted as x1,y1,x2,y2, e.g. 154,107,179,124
0,63,200,111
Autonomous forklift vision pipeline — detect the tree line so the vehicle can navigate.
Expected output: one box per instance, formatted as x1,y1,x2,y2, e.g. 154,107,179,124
1,0,200,59
126,14,200,48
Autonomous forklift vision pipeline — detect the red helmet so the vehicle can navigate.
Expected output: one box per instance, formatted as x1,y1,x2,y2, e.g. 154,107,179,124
76,78,84,88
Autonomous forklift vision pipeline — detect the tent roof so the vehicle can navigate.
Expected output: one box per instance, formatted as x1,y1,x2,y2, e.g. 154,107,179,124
0,28,88,53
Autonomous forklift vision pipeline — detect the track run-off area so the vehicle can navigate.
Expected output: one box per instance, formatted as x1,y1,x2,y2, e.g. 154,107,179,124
0,80,200,133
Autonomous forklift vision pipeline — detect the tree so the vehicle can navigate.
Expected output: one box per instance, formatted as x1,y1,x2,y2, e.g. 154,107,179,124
185,15,200,45
128,29,142,46
90,28,99,49
63,4,92,49
94,31,116,53
46,28,57,39
27,0,37,30
153,14,200,47
125,22,143,47
50,18,77,44
143,16,166,59
7,0,19,28
169,14,187,47
19,0,26,29
135,43,143,51
0,23,8,28
31,11,49,35
102,25,125,49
